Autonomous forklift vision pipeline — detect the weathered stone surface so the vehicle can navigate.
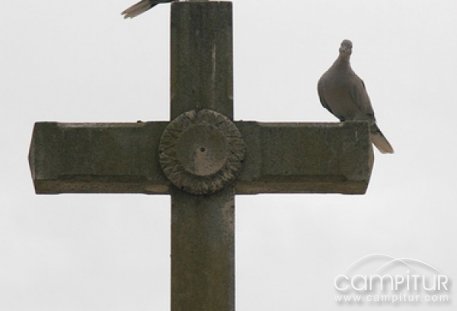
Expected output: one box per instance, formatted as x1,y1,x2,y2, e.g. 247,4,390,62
28,122,169,194
171,1,233,119
159,110,245,195
29,121,373,195
236,121,373,194
171,187,234,311
169,4,236,310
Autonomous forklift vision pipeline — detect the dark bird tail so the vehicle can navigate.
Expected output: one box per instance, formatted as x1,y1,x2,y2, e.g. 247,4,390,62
370,124,394,154
122,0,157,18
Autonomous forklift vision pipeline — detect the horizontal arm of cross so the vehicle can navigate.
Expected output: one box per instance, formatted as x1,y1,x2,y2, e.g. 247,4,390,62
29,121,373,195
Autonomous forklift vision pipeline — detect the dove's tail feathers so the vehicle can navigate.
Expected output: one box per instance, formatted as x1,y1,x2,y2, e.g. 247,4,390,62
370,125,394,154
122,0,157,18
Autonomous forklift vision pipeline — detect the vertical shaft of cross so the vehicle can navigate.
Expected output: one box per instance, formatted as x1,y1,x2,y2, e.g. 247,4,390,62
171,190,235,311
170,3,235,311
170,2,233,119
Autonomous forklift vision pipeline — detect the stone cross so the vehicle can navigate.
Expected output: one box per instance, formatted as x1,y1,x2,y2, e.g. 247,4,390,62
29,2,373,310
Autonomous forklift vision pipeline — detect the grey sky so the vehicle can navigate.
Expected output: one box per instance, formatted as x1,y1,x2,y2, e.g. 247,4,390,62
1,0,456,310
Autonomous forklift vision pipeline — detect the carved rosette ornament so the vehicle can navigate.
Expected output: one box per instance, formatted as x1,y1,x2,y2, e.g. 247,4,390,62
159,109,246,195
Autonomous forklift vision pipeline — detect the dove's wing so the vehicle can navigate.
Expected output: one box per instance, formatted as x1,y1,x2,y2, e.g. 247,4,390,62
350,75,394,153
349,74,376,120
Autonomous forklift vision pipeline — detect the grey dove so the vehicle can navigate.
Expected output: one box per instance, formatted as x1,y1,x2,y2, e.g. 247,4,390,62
318,40,394,154
122,0,174,18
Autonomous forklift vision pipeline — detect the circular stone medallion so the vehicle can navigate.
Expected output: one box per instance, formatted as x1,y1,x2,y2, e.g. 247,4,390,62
159,109,246,195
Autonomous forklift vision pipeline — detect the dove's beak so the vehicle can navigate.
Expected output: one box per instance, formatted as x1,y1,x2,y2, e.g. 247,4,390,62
339,46,352,55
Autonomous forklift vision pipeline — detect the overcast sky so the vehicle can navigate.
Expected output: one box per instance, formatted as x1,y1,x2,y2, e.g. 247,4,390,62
1,0,456,310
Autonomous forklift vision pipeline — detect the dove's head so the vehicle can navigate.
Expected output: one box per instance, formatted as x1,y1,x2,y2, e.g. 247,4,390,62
339,39,353,56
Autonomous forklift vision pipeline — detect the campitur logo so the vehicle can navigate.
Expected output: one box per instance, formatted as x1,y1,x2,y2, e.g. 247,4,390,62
334,254,452,305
